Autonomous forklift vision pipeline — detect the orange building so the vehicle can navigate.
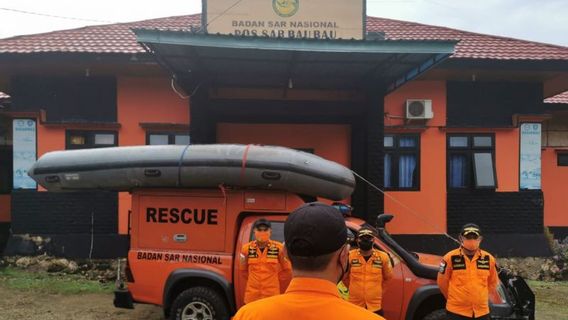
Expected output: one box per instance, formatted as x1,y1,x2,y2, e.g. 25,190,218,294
0,9,567,257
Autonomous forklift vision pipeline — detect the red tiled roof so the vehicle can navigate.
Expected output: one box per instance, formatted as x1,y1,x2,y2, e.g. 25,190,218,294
545,91,568,104
0,14,567,61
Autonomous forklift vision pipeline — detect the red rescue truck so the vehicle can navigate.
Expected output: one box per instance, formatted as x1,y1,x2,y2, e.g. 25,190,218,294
114,188,535,320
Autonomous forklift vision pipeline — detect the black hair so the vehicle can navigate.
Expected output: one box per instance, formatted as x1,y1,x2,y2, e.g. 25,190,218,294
287,251,336,272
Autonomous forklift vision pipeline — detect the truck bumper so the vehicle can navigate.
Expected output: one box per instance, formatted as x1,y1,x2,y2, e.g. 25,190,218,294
494,273,535,320
113,288,134,309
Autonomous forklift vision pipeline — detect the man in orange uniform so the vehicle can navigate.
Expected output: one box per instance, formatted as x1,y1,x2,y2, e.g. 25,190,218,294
345,227,393,316
437,223,498,320
240,218,291,304
234,202,383,320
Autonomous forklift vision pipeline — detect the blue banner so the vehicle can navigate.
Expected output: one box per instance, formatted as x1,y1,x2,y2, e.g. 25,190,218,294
520,123,541,190
13,119,37,189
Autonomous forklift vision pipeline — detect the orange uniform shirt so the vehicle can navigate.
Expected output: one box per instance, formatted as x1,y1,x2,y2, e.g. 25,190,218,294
240,240,291,304
437,248,498,318
233,277,384,320
345,249,393,312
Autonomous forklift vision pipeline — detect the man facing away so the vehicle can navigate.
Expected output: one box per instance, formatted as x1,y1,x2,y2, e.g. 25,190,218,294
233,202,384,320
240,218,291,304
345,227,393,316
437,223,498,320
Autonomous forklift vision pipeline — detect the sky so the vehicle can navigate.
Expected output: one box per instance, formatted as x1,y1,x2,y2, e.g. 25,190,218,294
0,0,566,46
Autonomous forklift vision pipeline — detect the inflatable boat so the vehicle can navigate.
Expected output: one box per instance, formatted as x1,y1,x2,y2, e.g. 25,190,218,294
28,144,355,200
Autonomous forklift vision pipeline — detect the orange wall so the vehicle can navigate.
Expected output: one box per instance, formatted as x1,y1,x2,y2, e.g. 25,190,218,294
384,128,447,234
116,76,190,234
216,123,351,168
37,124,66,157
495,129,519,192
384,81,447,234
384,80,447,127
0,194,11,222
542,149,568,227
117,77,190,146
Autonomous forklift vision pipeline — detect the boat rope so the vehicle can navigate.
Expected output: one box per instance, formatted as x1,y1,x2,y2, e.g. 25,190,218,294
177,144,192,187
240,144,252,184
350,170,460,244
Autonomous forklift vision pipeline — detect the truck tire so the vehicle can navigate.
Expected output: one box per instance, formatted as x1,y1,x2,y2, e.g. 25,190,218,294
422,309,446,320
170,286,229,320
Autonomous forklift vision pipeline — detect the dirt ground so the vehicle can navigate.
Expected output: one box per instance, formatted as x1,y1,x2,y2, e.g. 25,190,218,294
1,280,567,319
0,285,163,320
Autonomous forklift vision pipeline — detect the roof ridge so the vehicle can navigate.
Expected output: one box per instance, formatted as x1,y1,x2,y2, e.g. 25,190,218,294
1,13,566,59
367,16,568,50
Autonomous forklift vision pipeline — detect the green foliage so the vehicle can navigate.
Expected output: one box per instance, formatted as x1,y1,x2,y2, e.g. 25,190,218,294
0,266,113,295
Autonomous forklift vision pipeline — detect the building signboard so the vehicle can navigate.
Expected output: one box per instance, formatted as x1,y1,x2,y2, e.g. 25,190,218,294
13,119,37,189
520,123,542,190
203,0,365,40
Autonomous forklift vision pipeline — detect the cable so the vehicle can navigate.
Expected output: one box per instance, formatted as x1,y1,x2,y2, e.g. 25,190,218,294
170,78,190,100
0,7,115,23
177,144,191,187
351,170,460,244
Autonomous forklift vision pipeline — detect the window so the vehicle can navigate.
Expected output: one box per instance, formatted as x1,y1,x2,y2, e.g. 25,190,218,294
66,130,117,150
146,132,190,146
384,134,420,190
559,154,568,167
447,134,496,189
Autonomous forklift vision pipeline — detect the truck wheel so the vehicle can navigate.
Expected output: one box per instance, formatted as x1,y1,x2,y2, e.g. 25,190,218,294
170,286,229,320
422,309,446,320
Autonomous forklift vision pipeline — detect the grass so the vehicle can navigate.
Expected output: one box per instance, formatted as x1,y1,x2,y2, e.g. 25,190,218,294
1,266,566,318
0,266,114,295
528,280,568,320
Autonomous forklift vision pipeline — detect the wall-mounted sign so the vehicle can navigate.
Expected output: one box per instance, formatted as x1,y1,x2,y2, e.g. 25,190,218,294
203,0,365,40
520,123,541,190
13,119,37,189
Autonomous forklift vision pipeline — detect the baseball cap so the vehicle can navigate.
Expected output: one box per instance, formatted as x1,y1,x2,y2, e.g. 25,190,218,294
253,218,272,229
285,202,347,257
357,227,376,238
461,223,481,237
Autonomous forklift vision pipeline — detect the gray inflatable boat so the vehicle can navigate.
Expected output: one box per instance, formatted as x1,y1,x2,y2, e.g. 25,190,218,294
28,144,355,200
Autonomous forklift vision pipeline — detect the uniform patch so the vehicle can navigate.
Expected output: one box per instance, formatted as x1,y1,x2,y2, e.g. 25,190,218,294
451,255,466,270
247,247,258,259
477,255,490,270
372,259,383,268
267,247,280,259
439,261,447,274
351,259,362,267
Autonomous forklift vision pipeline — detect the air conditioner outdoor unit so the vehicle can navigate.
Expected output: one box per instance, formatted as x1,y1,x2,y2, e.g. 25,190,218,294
406,99,434,120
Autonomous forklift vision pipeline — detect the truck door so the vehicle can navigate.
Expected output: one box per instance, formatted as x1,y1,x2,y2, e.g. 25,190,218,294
374,240,405,320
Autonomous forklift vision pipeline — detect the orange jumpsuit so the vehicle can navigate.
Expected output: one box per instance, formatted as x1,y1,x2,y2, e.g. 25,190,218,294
437,248,498,318
240,239,291,304
233,277,384,320
345,249,393,312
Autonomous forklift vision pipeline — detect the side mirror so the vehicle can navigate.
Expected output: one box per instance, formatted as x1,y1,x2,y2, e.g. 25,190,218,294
376,214,394,229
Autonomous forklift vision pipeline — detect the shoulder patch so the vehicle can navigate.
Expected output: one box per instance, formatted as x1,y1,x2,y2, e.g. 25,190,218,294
477,255,490,270
351,259,362,267
451,255,466,270
372,258,383,268
439,261,447,274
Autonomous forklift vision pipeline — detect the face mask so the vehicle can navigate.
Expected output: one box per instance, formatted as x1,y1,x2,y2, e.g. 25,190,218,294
462,239,481,251
337,247,351,284
358,239,373,251
254,230,270,242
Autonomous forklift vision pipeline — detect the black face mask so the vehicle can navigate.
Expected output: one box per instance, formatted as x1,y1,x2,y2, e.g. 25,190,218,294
359,239,373,251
